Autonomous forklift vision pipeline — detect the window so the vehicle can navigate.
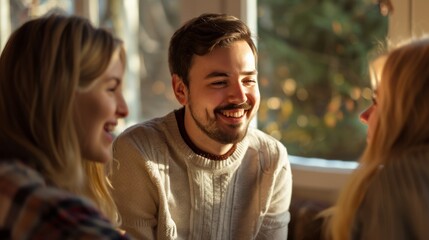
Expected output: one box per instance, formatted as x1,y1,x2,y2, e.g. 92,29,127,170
1,0,74,49
95,0,181,128
257,0,388,161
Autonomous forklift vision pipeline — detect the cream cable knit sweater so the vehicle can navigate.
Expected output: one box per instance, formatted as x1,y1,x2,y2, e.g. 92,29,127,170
111,110,292,240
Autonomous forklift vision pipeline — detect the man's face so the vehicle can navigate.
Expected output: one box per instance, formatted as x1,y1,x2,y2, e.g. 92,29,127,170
179,40,259,149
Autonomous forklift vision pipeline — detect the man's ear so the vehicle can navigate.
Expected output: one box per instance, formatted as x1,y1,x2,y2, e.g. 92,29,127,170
172,74,188,105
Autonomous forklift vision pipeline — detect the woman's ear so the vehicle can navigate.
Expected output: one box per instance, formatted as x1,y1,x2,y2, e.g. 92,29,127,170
172,74,188,105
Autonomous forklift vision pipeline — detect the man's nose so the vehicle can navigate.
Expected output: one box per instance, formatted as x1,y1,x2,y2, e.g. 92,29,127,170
228,82,247,104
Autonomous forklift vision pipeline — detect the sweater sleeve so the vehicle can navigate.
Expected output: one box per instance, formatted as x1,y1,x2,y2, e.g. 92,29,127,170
110,128,159,240
256,140,292,240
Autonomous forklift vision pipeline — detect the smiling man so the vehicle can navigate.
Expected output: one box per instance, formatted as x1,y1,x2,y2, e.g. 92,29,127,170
111,13,292,240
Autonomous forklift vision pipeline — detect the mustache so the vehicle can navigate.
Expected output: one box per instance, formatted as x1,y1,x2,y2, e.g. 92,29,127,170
217,103,252,111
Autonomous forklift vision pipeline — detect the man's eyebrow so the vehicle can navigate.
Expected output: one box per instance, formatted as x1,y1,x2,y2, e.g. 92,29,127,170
205,71,229,79
204,70,258,79
242,70,258,75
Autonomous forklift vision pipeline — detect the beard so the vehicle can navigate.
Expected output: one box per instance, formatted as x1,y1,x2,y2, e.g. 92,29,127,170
188,103,252,144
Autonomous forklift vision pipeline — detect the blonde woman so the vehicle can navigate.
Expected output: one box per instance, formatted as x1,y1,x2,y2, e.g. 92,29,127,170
328,37,429,239
0,14,130,239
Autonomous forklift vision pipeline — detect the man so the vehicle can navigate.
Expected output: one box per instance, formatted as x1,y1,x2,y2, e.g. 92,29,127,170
111,13,292,240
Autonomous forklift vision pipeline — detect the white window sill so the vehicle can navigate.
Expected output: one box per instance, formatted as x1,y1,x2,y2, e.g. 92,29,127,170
289,155,358,203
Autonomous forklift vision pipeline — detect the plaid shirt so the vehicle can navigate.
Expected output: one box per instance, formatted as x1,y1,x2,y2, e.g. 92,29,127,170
0,160,131,240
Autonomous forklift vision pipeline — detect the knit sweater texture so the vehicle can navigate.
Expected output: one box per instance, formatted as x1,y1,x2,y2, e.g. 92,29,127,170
111,109,292,240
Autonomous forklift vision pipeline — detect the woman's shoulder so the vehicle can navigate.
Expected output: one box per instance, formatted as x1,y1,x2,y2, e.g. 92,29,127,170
0,160,130,239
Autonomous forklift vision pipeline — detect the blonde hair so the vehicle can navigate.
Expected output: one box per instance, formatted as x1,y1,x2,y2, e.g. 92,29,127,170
369,54,388,89
354,146,429,239
0,14,124,224
328,36,429,239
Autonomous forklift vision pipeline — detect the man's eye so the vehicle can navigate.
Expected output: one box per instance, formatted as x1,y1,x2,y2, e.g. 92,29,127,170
211,81,227,87
372,97,377,105
243,79,257,85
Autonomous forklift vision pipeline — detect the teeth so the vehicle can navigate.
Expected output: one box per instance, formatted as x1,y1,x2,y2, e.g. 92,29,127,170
221,109,245,118
104,124,115,132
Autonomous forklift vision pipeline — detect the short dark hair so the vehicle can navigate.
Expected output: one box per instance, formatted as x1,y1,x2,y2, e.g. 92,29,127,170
168,13,257,86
